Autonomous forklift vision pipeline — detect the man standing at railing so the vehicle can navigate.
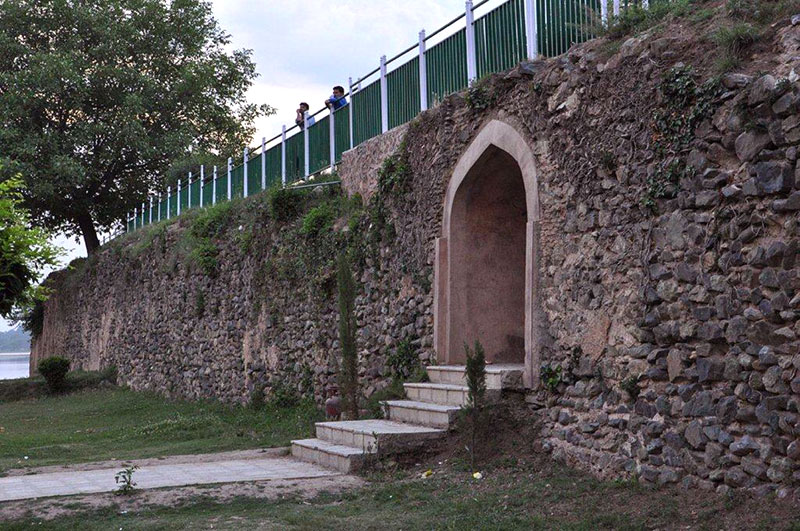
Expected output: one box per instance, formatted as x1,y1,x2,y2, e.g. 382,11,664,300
295,102,315,129
324,86,348,110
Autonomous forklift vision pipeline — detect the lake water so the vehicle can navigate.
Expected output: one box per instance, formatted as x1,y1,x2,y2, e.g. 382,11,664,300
0,353,30,380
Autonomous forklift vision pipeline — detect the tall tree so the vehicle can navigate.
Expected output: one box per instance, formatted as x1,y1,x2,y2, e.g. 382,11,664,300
0,0,273,254
0,176,60,317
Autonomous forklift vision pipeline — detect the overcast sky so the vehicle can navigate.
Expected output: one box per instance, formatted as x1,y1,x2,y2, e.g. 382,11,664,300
5,0,506,335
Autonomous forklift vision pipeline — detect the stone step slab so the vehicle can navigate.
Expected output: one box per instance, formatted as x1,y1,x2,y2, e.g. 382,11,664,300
315,419,446,453
383,400,461,429
426,364,524,390
290,438,370,473
403,382,470,406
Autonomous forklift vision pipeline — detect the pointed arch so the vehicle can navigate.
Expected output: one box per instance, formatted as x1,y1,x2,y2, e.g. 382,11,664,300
434,119,542,388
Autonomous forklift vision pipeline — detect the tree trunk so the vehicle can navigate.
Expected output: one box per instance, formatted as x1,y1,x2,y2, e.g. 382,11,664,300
77,213,100,255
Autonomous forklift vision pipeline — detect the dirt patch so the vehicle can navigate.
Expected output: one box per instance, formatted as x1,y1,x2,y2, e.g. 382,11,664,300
0,474,364,522
2,447,291,477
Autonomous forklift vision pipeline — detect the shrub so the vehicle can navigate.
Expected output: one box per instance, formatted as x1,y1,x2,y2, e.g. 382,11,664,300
386,339,420,380
190,200,233,239
37,356,70,393
711,23,760,72
269,381,301,408
20,299,44,339
268,186,304,222
189,241,219,276
301,202,336,237
463,341,487,473
337,252,359,419
541,364,562,393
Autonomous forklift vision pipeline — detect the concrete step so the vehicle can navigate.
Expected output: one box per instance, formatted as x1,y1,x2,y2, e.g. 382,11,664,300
315,419,445,453
403,382,469,406
383,400,461,429
426,364,524,390
290,438,370,473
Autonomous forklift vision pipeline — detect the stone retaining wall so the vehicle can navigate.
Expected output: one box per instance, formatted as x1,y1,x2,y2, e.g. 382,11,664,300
33,18,800,497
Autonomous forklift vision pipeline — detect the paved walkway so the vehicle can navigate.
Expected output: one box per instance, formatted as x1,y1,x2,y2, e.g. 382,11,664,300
0,456,341,502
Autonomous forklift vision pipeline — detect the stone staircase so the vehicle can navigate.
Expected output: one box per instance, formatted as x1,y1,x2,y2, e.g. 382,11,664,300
291,363,523,472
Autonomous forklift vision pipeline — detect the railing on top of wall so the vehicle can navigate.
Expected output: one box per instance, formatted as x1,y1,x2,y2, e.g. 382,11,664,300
125,0,653,234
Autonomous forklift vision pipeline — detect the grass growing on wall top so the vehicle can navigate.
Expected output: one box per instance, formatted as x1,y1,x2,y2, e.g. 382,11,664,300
0,387,322,474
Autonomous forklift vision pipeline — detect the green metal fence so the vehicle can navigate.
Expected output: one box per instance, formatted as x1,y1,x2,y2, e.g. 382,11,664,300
476,0,528,79
128,0,660,234
387,56,421,130
308,116,331,175
352,80,382,147
265,144,282,188
426,28,468,107
333,105,351,162
247,152,262,195
284,130,304,183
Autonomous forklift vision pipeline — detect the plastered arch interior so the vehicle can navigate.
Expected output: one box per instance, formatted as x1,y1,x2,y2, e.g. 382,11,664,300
434,119,541,388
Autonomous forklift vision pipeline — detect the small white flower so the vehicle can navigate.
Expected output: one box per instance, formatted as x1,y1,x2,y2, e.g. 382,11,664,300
472,472,483,480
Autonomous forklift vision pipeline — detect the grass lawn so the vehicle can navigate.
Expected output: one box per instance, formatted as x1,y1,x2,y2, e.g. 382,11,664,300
0,387,322,473
4,456,800,530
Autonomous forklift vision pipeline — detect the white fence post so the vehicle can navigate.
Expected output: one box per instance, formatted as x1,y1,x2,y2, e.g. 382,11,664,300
303,111,310,178
419,30,428,112
329,107,336,169
133,207,137,230
157,195,162,221
281,125,287,186
243,147,249,198
142,203,145,226
261,137,266,191
524,0,538,60
465,1,477,82
187,172,192,209
380,55,389,133
199,165,205,207
601,0,608,25
177,179,181,216
149,197,153,224
167,187,171,218
643,0,649,9
348,77,355,149
212,166,217,205
227,157,232,200
613,0,620,18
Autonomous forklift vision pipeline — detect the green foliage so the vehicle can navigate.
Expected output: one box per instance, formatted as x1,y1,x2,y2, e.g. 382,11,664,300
0,0,273,253
711,23,760,72
190,201,234,240
463,341,487,473
364,379,405,419
465,77,496,111
20,298,44,339
269,381,301,408
0,177,60,317
386,339,421,380
727,0,800,24
590,0,691,40
301,202,336,237
37,356,70,394
464,341,487,410
268,187,305,222
0,366,116,403
647,66,723,211
194,289,206,318
643,159,693,210
188,240,219,277
541,364,562,393
337,253,359,419
620,375,641,401
114,465,139,496
377,146,412,197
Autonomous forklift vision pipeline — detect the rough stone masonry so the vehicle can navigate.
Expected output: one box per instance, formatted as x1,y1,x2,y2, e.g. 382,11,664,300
34,16,800,497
